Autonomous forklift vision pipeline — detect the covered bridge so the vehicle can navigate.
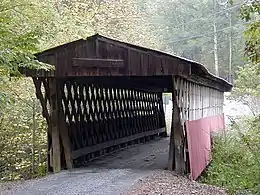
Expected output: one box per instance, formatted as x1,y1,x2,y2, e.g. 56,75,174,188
22,34,232,180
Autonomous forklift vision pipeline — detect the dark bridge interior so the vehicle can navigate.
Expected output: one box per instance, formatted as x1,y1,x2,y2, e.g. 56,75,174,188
34,76,169,171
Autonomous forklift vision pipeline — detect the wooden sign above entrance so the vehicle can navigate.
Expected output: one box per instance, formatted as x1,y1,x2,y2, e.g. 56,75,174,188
72,58,124,68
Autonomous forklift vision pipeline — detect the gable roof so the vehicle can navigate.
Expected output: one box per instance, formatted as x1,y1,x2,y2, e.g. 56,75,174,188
34,33,232,91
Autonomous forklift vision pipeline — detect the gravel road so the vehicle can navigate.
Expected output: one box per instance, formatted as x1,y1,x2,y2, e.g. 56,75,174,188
0,137,227,195
125,170,227,195
0,138,169,195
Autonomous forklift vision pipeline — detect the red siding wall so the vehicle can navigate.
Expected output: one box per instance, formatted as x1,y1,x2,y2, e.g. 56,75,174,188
186,114,225,180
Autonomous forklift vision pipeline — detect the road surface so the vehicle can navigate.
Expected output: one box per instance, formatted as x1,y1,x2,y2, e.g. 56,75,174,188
1,138,169,195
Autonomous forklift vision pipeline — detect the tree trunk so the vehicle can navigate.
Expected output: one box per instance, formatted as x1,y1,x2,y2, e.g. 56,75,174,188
31,100,36,176
213,0,219,77
229,11,232,83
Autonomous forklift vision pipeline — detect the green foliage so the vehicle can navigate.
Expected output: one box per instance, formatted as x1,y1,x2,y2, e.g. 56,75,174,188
0,78,47,181
229,63,260,115
0,1,52,181
93,0,161,49
240,0,260,65
142,0,246,78
0,0,53,76
35,0,161,51
201,117,260,194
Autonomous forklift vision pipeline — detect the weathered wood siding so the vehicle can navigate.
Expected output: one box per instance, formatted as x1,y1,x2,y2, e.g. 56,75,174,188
30,35,232,92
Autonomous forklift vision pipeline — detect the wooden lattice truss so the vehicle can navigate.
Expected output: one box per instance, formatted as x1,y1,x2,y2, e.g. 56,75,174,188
33,77,167,173
168,76,224,174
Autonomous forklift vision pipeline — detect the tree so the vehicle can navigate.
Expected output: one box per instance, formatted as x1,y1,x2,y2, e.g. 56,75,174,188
34,0,161,51
240,0,260,65
229,63,260,116
0,0,52,77
141,0,247,79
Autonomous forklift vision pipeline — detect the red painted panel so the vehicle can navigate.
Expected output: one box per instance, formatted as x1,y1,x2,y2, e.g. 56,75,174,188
186,114,225,180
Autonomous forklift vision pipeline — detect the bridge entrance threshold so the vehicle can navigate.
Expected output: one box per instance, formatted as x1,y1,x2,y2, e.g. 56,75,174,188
1,138,170,195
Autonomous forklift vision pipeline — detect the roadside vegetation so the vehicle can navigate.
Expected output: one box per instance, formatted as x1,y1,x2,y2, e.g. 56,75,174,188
201,116,260,194
201,2,260,194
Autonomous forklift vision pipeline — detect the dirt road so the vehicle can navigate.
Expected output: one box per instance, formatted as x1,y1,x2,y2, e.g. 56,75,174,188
0,138,169,195
0,138,226,195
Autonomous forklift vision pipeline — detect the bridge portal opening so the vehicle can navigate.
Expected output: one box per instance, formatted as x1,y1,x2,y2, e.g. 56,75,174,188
21,34,232,178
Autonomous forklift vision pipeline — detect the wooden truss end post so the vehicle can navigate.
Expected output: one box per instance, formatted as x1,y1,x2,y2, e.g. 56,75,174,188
168,76,185,174
49,78,61,173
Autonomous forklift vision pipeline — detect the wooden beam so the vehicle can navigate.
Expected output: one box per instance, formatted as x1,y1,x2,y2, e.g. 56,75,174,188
55,80,73,170
72,58,124,68
72,128,166,159
168,105,175,170
20,67,56,77
169,76,185,174
59,108,73,170
49,78,61,173
158,93,167,137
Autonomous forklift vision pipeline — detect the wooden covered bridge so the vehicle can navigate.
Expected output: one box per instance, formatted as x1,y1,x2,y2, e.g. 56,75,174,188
22,34,232,180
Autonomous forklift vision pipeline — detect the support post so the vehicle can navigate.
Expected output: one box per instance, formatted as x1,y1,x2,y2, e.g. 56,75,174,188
159,92,167,137
168,76,185,174
49,78,61,173
59,112,73,169
56,80,73,170
168,105,175,170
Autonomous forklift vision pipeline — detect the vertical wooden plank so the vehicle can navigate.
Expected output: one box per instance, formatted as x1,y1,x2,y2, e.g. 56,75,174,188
198,85,201,119
186,81,190,121
216,90,219,115
193,84,196,120
221,91,224,113
168,104,175,170
205,87,208,117
168,76,185,174
189,83,193,121
178,78,184,123
59,116,73,169
194,84,197,120
211,88,213,116
159,92,167,137
212,89,214,116
58,79,73,171
201,86,203,118
49,78,61,173
183,80,189,173
208,88,211,116
189,82,192,121
213,89,216,116
182,80,187,123
207,87,210,117
212,88,214,116
57,79,73,170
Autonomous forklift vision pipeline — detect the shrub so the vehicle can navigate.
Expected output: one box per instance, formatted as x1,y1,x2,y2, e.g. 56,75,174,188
201,116,260,195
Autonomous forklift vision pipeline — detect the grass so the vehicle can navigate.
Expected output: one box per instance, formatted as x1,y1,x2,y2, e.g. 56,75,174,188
200,117,260,195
